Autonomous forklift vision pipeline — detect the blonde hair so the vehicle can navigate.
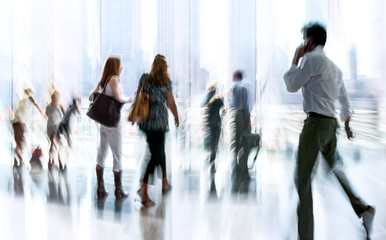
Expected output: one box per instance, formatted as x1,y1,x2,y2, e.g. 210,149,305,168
51,89,60,99
99,57,121,88
206,81,217,91
149,54,170,86
24,88,33,98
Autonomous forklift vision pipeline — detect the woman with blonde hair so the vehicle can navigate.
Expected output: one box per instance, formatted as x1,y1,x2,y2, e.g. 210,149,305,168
202,81,224,196
137,54,179,207
89,56,131,199
46,89,65,169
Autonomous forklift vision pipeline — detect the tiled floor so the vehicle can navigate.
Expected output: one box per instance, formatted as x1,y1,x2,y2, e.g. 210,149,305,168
0,121,385,240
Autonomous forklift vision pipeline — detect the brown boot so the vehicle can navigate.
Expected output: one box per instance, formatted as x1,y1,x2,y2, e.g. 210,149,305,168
96,165,109,199
113,170,128,199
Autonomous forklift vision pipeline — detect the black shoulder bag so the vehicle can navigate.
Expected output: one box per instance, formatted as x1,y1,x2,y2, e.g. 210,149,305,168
86,77,124,127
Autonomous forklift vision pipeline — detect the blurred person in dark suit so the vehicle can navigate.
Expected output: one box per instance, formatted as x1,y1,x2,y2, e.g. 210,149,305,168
202,82,224,197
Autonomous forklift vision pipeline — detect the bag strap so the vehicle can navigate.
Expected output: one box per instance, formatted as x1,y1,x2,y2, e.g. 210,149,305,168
101,75,114,94
136,74,148,98
140,74,148,93
205,94,217,108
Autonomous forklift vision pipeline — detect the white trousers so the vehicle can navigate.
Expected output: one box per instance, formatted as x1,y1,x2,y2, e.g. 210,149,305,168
96,123,122,172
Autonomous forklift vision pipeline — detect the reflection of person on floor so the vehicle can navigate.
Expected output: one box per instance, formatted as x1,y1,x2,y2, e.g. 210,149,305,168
46,90,65,169
283,22,375,240
202,82,224,196
12,88,46,167
139,199,166,240
137,54,179,207
227,70,252,193
47,167,71,205
13,165,24,195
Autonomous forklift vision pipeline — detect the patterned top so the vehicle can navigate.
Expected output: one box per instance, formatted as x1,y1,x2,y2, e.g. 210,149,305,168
138,73,172,132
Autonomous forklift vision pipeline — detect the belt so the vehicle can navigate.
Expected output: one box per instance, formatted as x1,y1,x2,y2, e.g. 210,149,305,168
307,112,334,119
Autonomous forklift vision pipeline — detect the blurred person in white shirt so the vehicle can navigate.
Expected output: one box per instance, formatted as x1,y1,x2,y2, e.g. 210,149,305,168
227,70,253,193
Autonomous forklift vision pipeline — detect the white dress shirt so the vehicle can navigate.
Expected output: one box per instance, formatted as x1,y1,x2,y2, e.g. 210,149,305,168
283,45,352,121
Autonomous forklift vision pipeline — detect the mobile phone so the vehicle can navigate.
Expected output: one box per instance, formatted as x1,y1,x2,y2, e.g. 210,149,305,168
304,40,313,53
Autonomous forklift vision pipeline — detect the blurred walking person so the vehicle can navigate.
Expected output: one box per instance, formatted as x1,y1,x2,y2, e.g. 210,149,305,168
89,56,131,199
228,70,252,193
202,82,224,197
46,89,65,169
56,97,80,170
136,54,179,207
12,88,45,167
283,22,375,239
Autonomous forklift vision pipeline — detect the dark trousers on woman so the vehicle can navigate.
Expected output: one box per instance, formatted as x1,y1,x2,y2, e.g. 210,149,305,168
296,117,368,239
143,131,166,184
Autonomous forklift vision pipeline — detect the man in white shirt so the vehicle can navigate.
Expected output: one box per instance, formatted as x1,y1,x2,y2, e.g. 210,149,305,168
228,70,252,193
283,22,375,240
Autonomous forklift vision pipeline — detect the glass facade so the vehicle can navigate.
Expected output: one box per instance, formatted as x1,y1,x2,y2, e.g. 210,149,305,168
0,0,385,168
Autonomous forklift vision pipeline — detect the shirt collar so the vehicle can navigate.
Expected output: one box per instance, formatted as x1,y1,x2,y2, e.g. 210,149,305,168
312,45,324,54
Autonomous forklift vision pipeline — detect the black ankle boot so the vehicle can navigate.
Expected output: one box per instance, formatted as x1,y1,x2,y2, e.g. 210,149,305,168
113,170,128,199
96,166,109,199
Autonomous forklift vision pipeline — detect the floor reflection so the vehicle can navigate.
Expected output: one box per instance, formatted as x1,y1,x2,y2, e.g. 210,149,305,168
0,142,385,239
47,167,71,205
12,165,24,196
139,197,167,240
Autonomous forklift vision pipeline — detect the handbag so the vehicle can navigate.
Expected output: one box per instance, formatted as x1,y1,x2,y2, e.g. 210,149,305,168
238,132,261,170
128,74,149,124
86,77,124,127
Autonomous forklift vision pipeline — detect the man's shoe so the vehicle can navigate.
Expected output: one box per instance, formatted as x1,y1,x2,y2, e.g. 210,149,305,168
362,205,376,239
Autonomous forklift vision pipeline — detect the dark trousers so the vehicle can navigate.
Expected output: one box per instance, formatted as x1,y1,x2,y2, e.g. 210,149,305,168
208,124,221,193
208,124,221,165
12,122,26,162
296,117,367,240
143,131,166,184
231,114,250,192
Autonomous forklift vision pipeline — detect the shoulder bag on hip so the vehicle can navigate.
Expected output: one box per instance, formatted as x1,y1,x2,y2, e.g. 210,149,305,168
128,74,149,124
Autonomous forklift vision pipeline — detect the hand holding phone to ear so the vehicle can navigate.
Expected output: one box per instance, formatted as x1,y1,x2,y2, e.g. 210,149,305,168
304,40,313,53
292,40,313,65
292,44,306,65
